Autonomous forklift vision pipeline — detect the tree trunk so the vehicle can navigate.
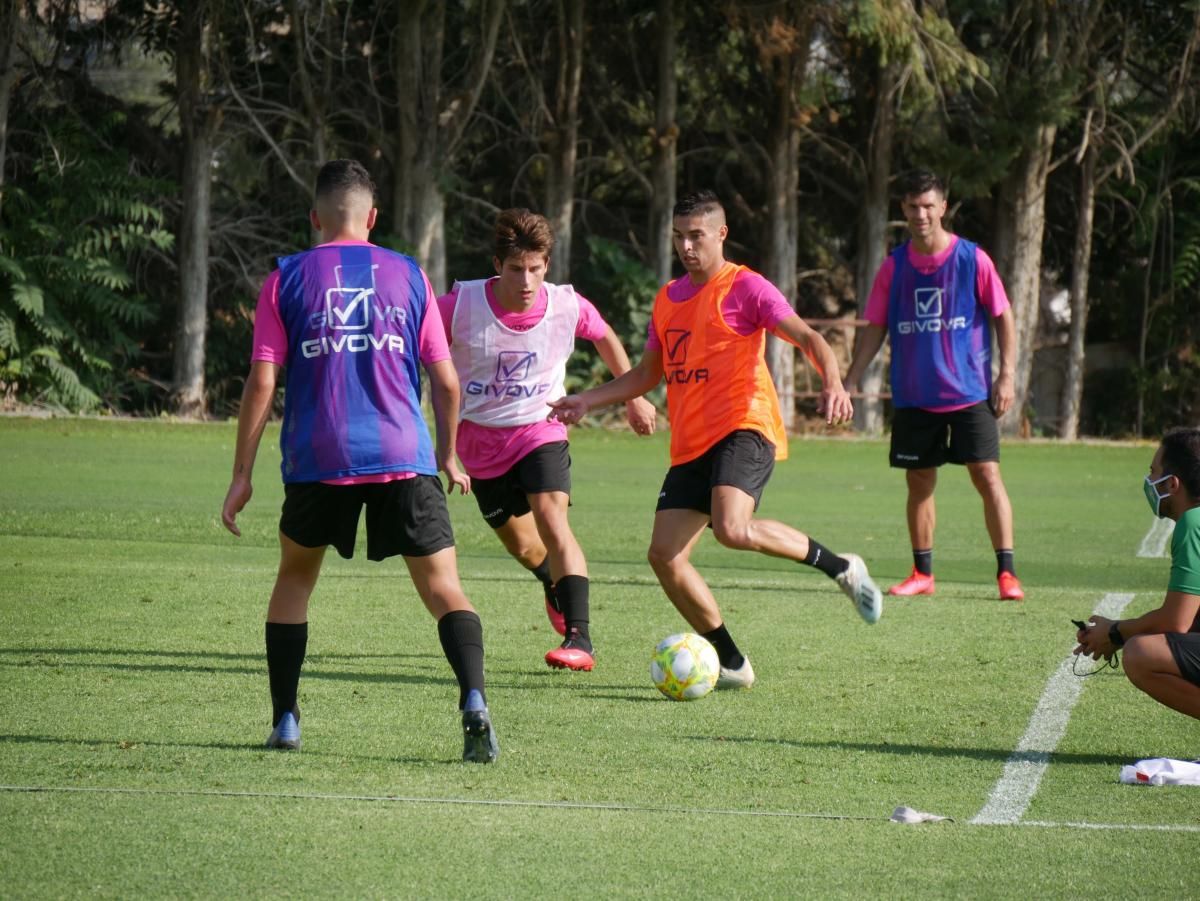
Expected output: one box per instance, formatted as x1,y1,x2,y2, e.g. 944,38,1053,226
1059,140,1097,440
852,61,896,436
288,0,329,167
648,0,677,285
996,122,1055,436
393,0,502,293
545,0,583,284
0,0,21,238
393,0,442,286
171,3,215,418
763,86,799,432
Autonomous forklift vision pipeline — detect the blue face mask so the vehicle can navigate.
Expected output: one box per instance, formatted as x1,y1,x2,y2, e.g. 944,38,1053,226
1144,474,1172,518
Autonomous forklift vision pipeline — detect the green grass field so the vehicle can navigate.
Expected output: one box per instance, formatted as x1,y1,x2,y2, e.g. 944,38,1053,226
1,417,1196,898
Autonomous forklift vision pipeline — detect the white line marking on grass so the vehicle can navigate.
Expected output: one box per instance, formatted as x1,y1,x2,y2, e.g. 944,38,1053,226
0,785,877,821
970,592,1135,826
1137,516,1173,558
4,785,1197,833
1021,820,1200,833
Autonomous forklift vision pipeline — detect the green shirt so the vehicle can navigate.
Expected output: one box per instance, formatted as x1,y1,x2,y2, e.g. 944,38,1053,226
1168,506,1200,595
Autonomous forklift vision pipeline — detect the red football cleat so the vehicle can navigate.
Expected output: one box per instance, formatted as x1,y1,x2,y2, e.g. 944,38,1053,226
998,572,1025,601
545,630,594,671
545,597,566,636
888,568,936,596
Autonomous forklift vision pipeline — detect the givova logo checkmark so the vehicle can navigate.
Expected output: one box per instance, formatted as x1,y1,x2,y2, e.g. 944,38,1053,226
665,329,691,363
325,287,374,330
914,288,943,319
495,350,536,382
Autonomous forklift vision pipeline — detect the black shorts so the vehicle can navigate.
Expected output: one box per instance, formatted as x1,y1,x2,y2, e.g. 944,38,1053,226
1166,632,1200,688
890,401,1000,469
472,441,572,529
280,476,455,561
656,429,775,516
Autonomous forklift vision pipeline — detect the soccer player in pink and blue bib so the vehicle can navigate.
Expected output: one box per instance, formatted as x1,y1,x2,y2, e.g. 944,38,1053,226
846,169,1025,602
220,160,499,762
438,208,656,672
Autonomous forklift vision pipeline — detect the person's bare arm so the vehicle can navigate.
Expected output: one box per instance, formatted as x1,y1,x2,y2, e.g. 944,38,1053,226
221,362,279,536
590,324,657,435
845,323,888,393
991,308,1017,418
549,348,665,425
770,314,853,425
425,358,470,494
1076,591,1200,659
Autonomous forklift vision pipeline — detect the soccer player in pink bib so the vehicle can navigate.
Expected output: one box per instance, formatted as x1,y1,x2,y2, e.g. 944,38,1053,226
846,169,1024,601
438,208,656,671
221,159,499,762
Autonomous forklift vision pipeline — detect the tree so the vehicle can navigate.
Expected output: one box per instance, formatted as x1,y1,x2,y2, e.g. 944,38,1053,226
170,2,222,416
648,0,679,285
0,6,172,411
392,0,504,292
0,0,21,230
725,1,815,431
1058,5,1200,438
971,0,1104,436
837,0,984,434
543,0,583,283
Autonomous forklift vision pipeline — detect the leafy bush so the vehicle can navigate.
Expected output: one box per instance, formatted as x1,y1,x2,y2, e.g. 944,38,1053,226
0,111,173,411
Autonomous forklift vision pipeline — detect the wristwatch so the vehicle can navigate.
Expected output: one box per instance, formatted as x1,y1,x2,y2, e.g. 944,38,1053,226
1109,621,1125,648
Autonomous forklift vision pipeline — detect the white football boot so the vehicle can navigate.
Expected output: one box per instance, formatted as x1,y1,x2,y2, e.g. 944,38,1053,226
836,553,883,625
716,656,755,690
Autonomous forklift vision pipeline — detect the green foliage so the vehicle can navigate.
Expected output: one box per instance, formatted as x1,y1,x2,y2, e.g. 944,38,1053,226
567,237,662,407
0,112,172,411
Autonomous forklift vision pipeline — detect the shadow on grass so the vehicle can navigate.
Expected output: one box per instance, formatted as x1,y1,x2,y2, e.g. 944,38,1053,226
0,733,464,766
694,735,1133,766
0,647,452,687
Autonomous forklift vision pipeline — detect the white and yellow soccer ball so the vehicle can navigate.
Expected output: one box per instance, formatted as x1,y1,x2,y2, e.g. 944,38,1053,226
650,632,720,701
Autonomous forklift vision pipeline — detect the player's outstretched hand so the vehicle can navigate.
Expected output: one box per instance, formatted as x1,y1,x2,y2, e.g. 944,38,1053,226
818,384,854,426
443,459,471,496
221,476,252,537
548,394,588,426
626,397,656,436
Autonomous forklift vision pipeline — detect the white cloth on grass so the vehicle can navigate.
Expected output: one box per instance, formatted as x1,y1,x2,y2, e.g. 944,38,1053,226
1119,758,1200,786
890,806,952,824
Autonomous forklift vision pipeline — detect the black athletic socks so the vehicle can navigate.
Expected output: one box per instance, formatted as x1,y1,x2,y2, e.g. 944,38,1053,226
802,539,850,579
914,548,933,576
437,609,487,709
531,558,559,610
995,549,1015,578
702,624,744,671
554,574,591,648
265,621,308,727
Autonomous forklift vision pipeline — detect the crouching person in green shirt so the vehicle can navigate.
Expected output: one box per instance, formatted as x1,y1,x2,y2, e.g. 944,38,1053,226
1076,427,1200,722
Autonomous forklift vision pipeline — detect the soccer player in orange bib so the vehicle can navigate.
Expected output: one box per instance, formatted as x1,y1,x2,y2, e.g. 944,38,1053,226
550,191,882,688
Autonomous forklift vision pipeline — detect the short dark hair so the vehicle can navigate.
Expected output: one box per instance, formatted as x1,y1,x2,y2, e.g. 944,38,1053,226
897,168,946,200
314,159,376,203
1160,428,1200,497
493,208,554,262
673,190,724,219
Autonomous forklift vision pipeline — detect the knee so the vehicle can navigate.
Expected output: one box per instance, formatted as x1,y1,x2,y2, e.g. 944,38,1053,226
1122,635,1152,681
906,469,937,498
967,462,1003,492
711,519,752,551
510,542,544,568
647,542,683,573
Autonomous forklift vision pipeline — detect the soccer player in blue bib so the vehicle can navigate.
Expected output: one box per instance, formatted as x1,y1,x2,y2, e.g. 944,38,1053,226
846,169,1025,601
220,159,499,762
